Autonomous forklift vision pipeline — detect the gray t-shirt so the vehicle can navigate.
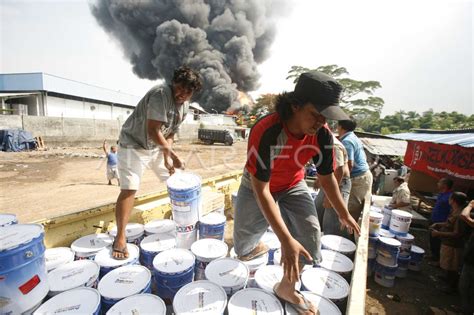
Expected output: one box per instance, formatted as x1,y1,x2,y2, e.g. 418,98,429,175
119,84,188,149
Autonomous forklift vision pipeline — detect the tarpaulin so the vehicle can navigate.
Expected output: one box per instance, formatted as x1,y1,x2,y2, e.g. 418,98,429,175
0,129,37,152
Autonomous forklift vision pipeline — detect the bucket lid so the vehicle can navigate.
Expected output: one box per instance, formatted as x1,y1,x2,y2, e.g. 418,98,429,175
396,233,415,241
411,245,425,254
153,248,195,273
261,231,281,250
321,235,356,254
369,211,384,220
173,280,228,314
205,258,249,289
378,229,395,238
285,291,341,315
167,172,201,190
71,233,114,255
0,224,43,252
106,293,166,314
109,223,144,239
48,260,100,292
391,209,413,218
0,213,17,226
370,206,382,213
191,239,228,262
229,247,268,270
144,219,176,235
228,288,283,315
98,265,151,299
378,237,401,248
254,265,301,293
45,247,75,271
94,244,139,268
200,212,226,225
34,287,101,314
319,249,354,274
140,233,176,253
301,268,349,301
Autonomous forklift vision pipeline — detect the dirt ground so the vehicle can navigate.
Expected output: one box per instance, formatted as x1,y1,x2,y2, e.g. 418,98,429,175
0,141,463,314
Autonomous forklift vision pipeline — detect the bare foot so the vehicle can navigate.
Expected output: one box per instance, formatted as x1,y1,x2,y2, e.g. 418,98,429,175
112,237,129,260
274,283,317,315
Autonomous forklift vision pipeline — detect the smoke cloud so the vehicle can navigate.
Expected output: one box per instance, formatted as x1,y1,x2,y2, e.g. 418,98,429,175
90,0,285,112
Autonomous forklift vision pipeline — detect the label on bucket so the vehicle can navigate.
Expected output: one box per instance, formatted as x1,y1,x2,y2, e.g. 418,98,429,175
301,268,349,301
153,248,195,274
254,265,301,293
48,260,100,294
98,265,151,300
71,233,114,257
94,244,139,268
173,280,227,314
228,288,283,315
34,287,101,315
140,233,177,253
389,210,412,234
176,229,198,249
0,224,43,251
145,219,176,235
319,249,354,275
205,258,249,293
285,292,341,315
45,247,75,271
107,293,166,314
321,235,356,255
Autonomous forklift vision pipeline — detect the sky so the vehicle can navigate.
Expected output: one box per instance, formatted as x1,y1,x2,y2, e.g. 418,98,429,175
0,0,472,116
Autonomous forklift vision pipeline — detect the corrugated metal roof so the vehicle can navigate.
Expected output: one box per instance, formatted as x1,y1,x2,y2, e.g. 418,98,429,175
388,132,474,148
360,138,407,156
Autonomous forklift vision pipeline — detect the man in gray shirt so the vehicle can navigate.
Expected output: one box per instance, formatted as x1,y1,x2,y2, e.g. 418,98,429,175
113,66,202,259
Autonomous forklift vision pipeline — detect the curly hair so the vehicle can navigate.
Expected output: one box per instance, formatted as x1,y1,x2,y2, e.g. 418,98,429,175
172,66,202,92
274,92,309,121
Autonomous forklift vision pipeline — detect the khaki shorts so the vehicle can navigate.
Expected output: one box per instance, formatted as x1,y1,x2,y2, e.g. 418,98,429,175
107,166,119,180
440,244,463,271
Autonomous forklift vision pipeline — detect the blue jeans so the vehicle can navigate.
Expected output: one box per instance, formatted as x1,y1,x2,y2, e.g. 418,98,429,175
233,180,322,264
322,177,352,237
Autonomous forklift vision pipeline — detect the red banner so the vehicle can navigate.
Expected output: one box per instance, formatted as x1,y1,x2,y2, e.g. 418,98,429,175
404,141,474,187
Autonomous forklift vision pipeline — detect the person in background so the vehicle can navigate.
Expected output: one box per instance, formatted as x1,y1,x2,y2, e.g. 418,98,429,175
337,119,373,222
459,200,474,314
429,178,454,265
370,156,386,195
389,176,412,212
430,192,468,293
103,140,120,186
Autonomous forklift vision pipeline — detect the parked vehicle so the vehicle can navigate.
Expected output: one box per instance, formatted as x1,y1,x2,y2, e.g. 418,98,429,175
198,129,234,146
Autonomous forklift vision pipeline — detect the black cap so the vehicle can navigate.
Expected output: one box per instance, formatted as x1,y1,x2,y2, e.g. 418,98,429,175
294,71,349,120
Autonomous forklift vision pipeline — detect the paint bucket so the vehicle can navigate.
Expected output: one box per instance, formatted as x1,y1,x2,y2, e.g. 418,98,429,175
374,261,397,288
167,172,201,226
98,265,152,313
204,258,249,296
173,280,228,314
370,206,382,214
0,213,17,227
230,247,269,288
227,288,284,315
301,268,350,306
378,228,395,238
106,293,166,315
45,247,75,271
109,223,145,246
176,227,198,249
139,232,176,269
261,231,281,265
231,191,238,210
152,248,195,301
47,260,100,296
396,233,415,258
144,219,176,236
191,239,228,280
0,224,49,315
34,287,101,315
318,249,354,279
376,237,401,267
273,248,282,265
369,211,384,236
321,235,356,258
71,233,114,260
396,255,411,278
285,291,341,315
368,236,379,259
382,206,392,229
408,245,425,271
254,265,301,293
199,212,226,241
367,258,376,277
94,244,139,278
389,209,412,236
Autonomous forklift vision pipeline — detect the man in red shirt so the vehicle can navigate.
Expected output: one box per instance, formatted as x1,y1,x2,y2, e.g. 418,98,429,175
233,71,360,313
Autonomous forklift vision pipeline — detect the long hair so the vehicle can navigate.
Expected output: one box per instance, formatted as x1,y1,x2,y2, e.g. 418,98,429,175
274,91,309,121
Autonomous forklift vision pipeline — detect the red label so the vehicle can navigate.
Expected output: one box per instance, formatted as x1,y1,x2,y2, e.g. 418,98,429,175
19,275,40,294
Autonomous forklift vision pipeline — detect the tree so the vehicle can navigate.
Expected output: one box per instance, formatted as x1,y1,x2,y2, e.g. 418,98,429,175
251,93,277,117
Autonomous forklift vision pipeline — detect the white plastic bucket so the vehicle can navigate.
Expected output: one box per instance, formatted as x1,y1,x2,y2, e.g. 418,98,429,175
94,244,140,278
378,228,395,238
301,268,349,305
106,293,166,314
396,255,411,278
408,245,425,271
389,210,412,236
191,239,228,280
396,233,415,258
369,211,384,236
176,227,198,249
254,265,301,293
139,232,176,269
45,247,75,271
370,206,382,213
374,261,397,288
98,265,151,313
318,249,354,279
285,291,341,315
0,224,49,314
205,258,249,296
144,219,176,236
0,213,17,227
382,206,392,229
261,231,281,265
167,172,201,226
71,233,114,260
321,235,356,257
34,287,101,315
109,223,145,246
376,237,401,267
173,280,228,314
230,247,269,287
273,249,282,265
227,288,284,315
199,212,226,241
47,260,100,296
368,236,379,259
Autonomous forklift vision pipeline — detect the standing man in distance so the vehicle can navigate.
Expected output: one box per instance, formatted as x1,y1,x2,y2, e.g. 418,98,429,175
113,66,202,259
